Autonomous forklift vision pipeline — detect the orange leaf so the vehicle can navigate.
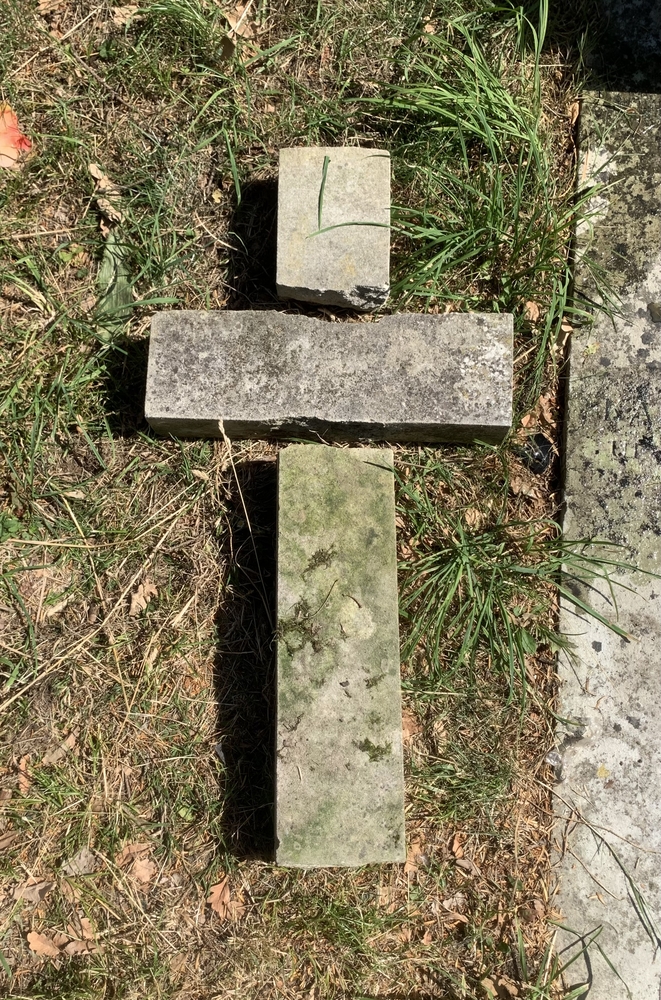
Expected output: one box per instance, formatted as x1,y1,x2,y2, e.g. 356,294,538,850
27,931,61,957
18,755,31,795
207,878,231,918
132,856,157,885
0,105,32,171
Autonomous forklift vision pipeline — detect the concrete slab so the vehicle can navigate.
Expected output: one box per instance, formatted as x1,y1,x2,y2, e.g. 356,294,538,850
555,93,661,998
275,444,404,867
144,310,513,443
276,146,390,310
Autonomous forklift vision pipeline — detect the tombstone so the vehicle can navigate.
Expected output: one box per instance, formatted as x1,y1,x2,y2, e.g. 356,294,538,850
145,310,513,443
145,143,515,868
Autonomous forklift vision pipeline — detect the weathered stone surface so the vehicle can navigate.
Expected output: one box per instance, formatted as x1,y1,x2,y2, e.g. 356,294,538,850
555,93,661,998
144,310,513,443
276,444,404,867
276,146,390,310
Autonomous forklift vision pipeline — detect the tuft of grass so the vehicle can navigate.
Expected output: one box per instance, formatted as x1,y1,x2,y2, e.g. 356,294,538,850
397,449,634,699
366,0,605,410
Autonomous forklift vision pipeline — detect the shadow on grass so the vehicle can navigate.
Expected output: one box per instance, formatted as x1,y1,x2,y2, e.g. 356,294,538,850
520,0,661,93
225,178,279,309
101,335,150,437
213,459,278,860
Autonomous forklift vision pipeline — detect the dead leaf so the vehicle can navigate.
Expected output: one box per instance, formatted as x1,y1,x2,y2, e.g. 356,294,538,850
42,732,77,765
450,832,465,858
112,4,139,25
524,300,541,323
0,105,32,171
61,846,97,876
0,789,12,803
18,755,31,795
421,927,433,944
442,891,466,913
224,2,258,38
455,856,481,877
404,835,424,875
401,707,421,744
207,878,231,918
12,879,54,904
533,897,545,920
129,580,158,616
37,0,64,13
64,939,92,956
132,856,157,885
115,841,151,867
569,100,580,127
480,979,498,999
497,977,520,998
88,162,121,196
423,21,436,33
27,931,61,957
96,196,123,224
0,830,18,850
79,917,95,940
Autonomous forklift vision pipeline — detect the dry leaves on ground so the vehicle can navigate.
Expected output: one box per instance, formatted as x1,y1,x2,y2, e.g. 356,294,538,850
89,163,124,225
0,831,19,851
12,880,54,904
0,105,32,170
129,579,158,616
112,4,139,26
402,707,422,744
18,755,31,795
523,300,542,323
224,2,259,39
115,841,157,885
27,931,63,958
404,835,427,875
207,878,246,921
42,731,77,766
61,846,98,876
37,0,64,13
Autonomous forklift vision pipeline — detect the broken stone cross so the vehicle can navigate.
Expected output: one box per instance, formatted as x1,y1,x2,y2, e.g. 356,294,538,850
144,146,514,867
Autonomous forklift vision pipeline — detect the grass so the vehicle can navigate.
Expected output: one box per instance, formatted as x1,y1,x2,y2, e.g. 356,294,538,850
0,0,615,997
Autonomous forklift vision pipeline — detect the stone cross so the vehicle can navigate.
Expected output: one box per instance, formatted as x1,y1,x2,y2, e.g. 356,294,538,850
144,147,514,867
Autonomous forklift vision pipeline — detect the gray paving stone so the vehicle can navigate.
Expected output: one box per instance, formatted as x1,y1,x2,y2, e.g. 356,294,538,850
555,93,661,999
275,444,404,867
276,147,390,310
144,310,513,443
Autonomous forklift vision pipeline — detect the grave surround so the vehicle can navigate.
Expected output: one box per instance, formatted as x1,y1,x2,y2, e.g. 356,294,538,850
555,92,661,998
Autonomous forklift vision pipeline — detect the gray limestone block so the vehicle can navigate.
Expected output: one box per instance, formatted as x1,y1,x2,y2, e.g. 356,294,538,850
144,310,513,443
276,146,390,311
276,444,404,867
